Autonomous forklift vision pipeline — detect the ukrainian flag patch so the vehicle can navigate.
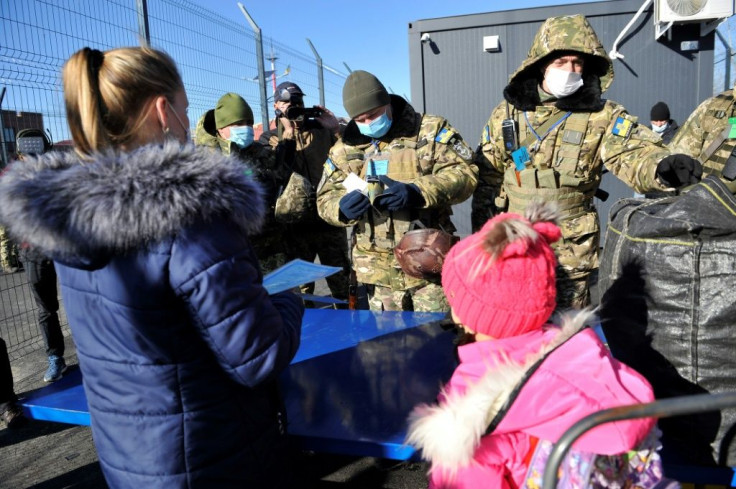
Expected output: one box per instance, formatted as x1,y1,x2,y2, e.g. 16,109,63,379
435,128,455,144
324,158,337,175
612,116,633,138
482,125,491,144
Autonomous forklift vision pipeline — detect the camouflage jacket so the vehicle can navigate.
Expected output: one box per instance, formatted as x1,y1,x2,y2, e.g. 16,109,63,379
194,110,288,256
472,14,670,237
668,89,736,177
317,95,478,290
261,120,337,229
195,110,291,204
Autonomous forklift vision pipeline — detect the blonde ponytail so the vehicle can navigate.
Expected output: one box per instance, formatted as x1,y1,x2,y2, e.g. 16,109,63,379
62,46,183,157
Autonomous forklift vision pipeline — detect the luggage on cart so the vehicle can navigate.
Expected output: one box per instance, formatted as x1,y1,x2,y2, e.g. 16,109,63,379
599,175,736,466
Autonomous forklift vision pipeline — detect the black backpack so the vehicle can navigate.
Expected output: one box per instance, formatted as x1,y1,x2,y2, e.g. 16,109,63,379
598,175,736,466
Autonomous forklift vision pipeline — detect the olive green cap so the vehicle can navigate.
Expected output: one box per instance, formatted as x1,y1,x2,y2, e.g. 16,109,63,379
214,92,254,129
342,70,390,119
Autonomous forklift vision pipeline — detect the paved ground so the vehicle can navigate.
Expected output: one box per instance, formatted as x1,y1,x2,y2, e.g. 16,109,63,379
0,271,430,489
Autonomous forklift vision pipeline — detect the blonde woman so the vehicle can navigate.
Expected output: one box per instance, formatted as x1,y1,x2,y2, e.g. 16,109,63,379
0,46,303,488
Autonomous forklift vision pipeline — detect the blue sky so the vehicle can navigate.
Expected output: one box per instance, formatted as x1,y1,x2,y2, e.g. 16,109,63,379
201,0,589,109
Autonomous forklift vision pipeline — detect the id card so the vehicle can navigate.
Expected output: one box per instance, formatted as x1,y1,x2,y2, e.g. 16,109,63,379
511,147,530,171
365,151,390,181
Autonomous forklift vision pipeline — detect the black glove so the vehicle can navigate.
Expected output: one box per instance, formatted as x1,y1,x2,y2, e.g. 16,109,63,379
338,191,371,221
655,154,703,188
372,175,425,212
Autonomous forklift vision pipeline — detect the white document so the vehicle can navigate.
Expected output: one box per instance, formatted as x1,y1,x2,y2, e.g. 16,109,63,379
342,172,368,194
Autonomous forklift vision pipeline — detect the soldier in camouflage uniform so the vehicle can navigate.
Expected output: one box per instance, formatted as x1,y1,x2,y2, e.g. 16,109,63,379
261,82,351,305
668,85,736,178
472,14,702,309
195,92,291,273
317,70,477,312
0,226,22,273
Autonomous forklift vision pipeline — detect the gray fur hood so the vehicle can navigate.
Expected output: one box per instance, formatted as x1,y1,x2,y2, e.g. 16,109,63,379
0,141,265,268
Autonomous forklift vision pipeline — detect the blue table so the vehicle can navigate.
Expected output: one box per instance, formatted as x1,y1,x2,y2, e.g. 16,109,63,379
20,309,456,460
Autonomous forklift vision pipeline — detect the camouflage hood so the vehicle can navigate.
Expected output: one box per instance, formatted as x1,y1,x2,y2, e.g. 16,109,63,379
195,109,234,155
504,14,614,112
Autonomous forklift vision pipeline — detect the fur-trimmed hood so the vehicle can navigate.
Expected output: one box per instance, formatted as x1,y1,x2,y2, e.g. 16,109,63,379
503,14,613,112
406,308,655,474
0,141,265,269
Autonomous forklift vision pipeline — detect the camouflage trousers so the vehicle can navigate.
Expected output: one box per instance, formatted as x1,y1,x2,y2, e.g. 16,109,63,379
286,224,350,300
366,282,449,313
553,212,598,310
556,265,592,310
0,226,21,271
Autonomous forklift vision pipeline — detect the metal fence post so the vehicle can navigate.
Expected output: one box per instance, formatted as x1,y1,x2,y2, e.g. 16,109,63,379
136,0,151,47
238,3,269,131
716,29,732,93
0,87,8,169
306,38,325,107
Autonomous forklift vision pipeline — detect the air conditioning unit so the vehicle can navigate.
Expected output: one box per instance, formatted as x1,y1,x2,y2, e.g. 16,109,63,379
655,0,735,23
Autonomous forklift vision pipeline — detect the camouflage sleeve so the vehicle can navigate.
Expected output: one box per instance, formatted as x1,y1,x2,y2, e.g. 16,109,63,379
471,105,506,232
316,142,352,227
599,103,671,193
667,96,712,157
412,117,478,208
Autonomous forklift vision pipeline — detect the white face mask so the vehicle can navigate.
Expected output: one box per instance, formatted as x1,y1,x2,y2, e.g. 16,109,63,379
544,67,584,98
652,122,668,134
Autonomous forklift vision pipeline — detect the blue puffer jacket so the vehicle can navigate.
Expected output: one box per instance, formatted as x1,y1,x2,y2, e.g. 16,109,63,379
0,142,304,488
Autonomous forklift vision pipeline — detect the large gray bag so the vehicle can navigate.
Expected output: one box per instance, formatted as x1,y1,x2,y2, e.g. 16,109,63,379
599,175,736,467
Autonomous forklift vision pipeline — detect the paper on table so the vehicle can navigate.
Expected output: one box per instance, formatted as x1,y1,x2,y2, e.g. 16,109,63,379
262,259,342,295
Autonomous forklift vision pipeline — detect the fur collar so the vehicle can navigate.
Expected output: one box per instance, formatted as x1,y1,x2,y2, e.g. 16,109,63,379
405,309,595,474
503,72,605,113
0,141,265,264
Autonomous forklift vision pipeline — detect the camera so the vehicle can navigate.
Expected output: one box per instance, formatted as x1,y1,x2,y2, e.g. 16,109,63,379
284,106,323,123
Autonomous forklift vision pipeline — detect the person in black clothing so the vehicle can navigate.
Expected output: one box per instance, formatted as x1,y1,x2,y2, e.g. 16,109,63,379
650,101,679,145
15,129,67,383
0,337,28,429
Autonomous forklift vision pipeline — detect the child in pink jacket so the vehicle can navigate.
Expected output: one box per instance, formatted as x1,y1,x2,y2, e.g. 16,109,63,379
407,204,672,489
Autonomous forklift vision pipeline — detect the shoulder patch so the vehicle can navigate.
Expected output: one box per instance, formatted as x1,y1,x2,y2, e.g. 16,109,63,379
482,124,491,144
435,128,455,144
612,116,634,138
323,158,337,176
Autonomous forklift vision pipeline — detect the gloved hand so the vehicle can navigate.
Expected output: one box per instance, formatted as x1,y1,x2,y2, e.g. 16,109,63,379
655,154,703,188
338,190,371,221
372,175,426,212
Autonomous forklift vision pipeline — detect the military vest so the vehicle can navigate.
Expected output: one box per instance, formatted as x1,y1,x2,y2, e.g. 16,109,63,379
694,90,736,176
341,114,457,289
496,108,599,221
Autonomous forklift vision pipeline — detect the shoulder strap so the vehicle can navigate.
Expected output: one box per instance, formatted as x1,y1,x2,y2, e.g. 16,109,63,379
698,91,736,163
519,110,571,149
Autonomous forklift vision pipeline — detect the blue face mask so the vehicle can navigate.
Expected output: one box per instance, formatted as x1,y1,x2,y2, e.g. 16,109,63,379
229,125,254,149
356,111,392,138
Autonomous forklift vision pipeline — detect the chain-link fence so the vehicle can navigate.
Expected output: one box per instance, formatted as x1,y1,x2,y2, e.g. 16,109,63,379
0,0,348,356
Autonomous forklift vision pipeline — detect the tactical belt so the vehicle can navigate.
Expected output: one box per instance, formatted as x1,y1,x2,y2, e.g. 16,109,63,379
505,176,597,219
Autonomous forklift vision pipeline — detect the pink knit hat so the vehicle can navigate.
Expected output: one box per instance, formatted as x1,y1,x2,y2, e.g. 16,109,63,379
441,204,562,338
